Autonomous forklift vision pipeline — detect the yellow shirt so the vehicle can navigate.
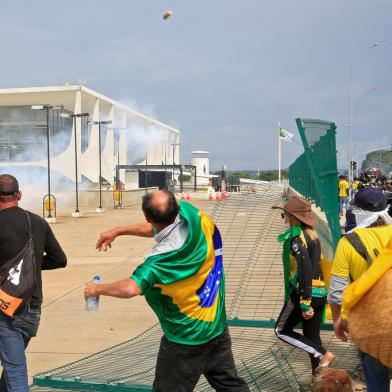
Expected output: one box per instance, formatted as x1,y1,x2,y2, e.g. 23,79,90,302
338,180,350,197
332,225,392,282
352,180,360,191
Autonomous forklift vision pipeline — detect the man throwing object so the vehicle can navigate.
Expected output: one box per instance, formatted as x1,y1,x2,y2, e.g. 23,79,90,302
85,190,249,392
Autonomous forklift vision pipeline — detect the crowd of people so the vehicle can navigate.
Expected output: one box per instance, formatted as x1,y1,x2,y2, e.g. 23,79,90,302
338,171,392,218
0,171,391,392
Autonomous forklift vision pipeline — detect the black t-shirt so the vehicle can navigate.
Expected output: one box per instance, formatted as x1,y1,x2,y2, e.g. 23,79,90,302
0,206,67,304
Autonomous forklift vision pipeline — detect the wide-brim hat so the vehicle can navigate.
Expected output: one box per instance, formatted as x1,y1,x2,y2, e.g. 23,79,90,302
272,195,317,227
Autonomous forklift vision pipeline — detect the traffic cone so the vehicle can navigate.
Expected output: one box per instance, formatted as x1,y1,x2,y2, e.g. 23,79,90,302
181,193,185,200
222,192,228,201
208,193,213,201
216,193,221,201
186,193,191,201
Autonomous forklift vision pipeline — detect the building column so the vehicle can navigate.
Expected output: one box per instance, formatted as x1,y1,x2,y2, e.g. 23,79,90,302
175,133,180,165
74,89,82,183
80,98,100,183
102,104,115,182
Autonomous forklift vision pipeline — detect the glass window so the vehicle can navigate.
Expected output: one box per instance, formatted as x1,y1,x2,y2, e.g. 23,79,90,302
9,126,21,143
0,106,73,162
0,146,9,161
22,126,35,143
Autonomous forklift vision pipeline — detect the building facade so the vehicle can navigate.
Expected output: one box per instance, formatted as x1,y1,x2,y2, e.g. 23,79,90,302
0,84,180,186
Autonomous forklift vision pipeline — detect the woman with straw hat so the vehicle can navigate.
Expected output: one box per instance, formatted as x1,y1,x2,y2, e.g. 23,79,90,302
272,195,334,372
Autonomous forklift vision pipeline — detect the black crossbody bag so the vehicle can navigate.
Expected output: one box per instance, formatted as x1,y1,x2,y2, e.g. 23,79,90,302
0,210,36,317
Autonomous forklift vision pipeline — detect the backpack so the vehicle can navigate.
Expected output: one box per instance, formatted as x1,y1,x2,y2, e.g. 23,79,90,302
0,211,36,317
345,231,379,265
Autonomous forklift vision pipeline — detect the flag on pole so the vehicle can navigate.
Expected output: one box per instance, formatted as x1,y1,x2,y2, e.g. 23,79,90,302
279,126,294,142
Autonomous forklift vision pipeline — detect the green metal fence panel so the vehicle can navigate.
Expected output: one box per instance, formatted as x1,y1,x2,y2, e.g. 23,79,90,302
32,184,359,392
289,118,341,250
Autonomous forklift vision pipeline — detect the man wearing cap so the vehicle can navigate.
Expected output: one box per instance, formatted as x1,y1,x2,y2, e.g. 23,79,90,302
0,174,67,391
273,195,334,372
328,188,392,392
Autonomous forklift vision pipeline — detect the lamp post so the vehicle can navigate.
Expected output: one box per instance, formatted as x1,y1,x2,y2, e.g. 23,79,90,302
107,126,123,208
31,104,64,222
348,41,380,182
353,85,380,177
171,142,180,192
70,113,89,217
115,128,125,207
116,128,121,192
164,142,167,189
87,120,112,212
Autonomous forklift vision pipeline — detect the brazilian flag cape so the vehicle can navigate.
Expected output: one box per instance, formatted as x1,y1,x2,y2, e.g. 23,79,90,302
132,202,227,345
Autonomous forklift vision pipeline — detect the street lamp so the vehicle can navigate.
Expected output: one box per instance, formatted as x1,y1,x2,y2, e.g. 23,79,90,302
87,120,112,212
164,141,168,189
31,104,64,222
70,113,89,216
171,142,180,192
109,126,125,208
347,41,381,182
353,85,380,177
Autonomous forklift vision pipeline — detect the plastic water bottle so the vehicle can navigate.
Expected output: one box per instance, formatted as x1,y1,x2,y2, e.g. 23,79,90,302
86,275,100,312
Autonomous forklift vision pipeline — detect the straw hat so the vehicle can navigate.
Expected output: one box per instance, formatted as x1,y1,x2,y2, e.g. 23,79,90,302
272,195,317,227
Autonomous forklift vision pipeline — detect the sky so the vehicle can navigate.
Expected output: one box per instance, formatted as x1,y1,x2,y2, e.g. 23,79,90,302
0,1,391,171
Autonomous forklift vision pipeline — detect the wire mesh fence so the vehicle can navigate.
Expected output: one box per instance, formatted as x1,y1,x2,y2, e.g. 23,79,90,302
32,183,360,391
289,118,341,249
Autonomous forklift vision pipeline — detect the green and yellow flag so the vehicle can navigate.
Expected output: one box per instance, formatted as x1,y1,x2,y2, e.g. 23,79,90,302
132,202,226,345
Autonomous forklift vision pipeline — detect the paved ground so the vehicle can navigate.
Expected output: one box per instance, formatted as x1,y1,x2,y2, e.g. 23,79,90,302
25,198,214,382
5,192,389,390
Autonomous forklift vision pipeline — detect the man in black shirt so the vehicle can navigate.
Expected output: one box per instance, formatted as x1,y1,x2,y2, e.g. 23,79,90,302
0,174,67,392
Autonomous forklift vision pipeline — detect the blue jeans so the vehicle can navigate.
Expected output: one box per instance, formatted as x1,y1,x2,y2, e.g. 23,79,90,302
358,350,391,392
339,196,349,215
0,305,40,392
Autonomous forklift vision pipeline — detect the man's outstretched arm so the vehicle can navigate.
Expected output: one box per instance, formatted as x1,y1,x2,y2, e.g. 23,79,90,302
84,278,142,299
96,222,154,251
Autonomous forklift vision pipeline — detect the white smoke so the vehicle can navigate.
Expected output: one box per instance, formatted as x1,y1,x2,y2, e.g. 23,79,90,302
116,98,177,167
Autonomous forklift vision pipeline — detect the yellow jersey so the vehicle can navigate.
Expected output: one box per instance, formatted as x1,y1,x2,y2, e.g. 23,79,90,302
332,225,392,282
338,180,350,197
352,180,360,191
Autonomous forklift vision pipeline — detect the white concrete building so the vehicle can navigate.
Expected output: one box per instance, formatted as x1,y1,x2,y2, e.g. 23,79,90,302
191,150,210,186
0,84,180,187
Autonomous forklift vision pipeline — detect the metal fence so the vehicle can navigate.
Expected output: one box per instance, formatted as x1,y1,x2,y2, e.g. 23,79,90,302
289,118,341,250
32,184,361,392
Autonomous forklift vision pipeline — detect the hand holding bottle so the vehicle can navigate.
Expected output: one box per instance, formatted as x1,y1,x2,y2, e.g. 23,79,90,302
85,275,101,312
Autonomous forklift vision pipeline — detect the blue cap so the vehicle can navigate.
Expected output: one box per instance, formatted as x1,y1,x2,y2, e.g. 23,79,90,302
354,188,386,212
93,275,101,281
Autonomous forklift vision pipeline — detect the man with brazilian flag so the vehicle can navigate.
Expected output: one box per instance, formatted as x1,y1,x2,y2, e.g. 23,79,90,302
85,189,249,392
